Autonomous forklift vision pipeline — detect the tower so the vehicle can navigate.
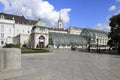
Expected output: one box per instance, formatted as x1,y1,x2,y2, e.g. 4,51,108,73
30,20,49,48
58,12,62,28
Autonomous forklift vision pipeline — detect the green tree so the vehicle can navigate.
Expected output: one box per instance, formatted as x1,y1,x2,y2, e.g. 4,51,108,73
108,14,120,51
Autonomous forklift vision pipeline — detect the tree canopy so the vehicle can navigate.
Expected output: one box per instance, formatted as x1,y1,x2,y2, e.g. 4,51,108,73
108,14,120,49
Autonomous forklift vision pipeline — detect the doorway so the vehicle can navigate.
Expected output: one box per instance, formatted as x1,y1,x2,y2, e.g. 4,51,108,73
39,35,45,48
39,42,44,48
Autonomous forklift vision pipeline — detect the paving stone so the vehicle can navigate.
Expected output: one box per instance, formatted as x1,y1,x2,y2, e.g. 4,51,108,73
10,49,120,80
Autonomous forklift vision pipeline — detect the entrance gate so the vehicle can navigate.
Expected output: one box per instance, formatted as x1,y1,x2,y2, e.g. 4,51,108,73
39,35,45,48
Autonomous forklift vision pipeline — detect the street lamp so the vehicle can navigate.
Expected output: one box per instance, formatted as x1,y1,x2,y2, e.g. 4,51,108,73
88,37,91,52
97,38,98,53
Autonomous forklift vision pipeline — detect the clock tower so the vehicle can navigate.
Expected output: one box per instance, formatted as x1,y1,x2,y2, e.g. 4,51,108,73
58,12,62,28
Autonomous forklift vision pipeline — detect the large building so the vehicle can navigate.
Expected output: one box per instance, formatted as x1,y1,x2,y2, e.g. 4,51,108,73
0,13,108,49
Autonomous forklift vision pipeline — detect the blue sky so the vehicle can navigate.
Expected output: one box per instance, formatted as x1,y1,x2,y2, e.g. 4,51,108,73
47,0,120,28
0,0,120,31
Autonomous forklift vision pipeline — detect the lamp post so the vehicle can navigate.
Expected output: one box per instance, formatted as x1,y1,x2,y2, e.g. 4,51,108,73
97,38,98,53
54,41,56,48
88,37,91,52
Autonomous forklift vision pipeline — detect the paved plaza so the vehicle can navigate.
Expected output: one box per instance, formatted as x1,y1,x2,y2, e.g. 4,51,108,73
16,49,120,80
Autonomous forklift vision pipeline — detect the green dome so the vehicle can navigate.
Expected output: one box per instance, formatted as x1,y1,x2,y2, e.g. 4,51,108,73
35,20,45,27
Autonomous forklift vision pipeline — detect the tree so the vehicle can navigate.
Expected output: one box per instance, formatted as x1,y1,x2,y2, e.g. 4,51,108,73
108,14,120,51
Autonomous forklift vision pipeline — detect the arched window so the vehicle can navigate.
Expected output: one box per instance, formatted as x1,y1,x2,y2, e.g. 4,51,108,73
1,15,5,19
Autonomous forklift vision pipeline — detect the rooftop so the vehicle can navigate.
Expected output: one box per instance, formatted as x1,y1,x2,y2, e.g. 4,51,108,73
0,12,37,25
35,20,45,27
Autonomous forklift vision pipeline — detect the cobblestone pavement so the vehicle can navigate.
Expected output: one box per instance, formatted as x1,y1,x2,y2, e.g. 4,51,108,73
18,49,120,80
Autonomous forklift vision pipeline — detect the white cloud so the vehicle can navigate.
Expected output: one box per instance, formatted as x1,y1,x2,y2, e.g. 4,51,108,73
116,0,120,2
109,5,116,11
94,23,110,32
0,0,71,27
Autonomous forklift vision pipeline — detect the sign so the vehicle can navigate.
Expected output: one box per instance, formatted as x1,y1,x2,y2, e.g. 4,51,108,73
39,35,45,42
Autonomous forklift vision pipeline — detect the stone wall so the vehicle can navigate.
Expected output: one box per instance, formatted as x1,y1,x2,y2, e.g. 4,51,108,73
0,48,21,71
0,48,36,80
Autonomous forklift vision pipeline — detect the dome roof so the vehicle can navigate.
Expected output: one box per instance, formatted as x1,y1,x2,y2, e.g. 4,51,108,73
35,20,45,27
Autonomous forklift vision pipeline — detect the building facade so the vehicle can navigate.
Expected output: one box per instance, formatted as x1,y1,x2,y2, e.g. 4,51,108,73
0,13,109,49
0,13,37,47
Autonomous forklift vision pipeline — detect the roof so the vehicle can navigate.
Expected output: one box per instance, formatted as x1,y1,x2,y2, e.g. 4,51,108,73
49,32,87,45
0,13,37,25
81,28,108,38
47,27,66,31
35,20,45,27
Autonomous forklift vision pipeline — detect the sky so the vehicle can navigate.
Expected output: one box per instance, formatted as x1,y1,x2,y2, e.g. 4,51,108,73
0,0,120,31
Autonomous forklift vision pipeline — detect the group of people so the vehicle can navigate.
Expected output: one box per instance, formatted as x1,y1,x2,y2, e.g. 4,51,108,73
71,45,76,51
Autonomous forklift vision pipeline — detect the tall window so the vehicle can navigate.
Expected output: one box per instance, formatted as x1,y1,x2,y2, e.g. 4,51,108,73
1,33,4,38
60,24,61,27
1,25,4,32
9,28,11,34
17,29,19,34
23,30,24,33
9,28,11,32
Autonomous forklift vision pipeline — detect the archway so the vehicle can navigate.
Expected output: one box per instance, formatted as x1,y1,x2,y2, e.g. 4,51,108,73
38,35,45,48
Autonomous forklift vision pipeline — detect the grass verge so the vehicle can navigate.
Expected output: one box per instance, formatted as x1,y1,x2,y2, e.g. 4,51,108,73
21,48,50,54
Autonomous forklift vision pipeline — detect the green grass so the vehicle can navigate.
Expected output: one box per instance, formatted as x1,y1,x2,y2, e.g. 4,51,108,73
21,48,50,54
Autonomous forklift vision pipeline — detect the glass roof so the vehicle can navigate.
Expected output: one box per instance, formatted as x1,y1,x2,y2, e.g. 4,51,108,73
80,28,108,38
49,32,87,46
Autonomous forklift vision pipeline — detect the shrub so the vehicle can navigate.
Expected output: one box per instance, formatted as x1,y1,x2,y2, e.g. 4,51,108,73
61,44,66,47
21,48,50,53
4,44,20,48
22,44,27,48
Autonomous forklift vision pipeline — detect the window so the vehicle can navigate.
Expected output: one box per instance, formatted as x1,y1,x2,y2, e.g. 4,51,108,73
103,39,104,44
1,25,4,32
1,33,4,38
9,28,11,34
17,29,19,34
12,17,14,20
60,24,61,27
28,31,30,33
1,15,5,19
9,28,11,32
23,30,24,33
